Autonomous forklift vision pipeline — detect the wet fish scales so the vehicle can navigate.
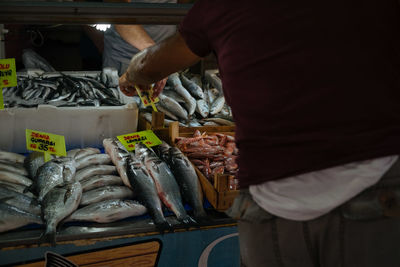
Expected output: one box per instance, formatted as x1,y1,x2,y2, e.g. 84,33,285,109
80,185,135,206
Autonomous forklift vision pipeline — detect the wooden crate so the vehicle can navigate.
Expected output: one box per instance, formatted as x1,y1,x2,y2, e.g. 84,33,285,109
165,122,239,212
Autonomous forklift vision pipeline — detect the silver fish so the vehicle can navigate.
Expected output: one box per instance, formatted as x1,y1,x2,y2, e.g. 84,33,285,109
0,186,41,215
24,151,56,179
41,182,82,246
0,150,25,164
127,155,172,231
167,73,196,115
0,171,32,187
75,154,112,170
158,94,188,120
66,199,147,223
74,164,117,182
203,117,235,126
66,147,100,160
0,161,28,176
180,73,204,99
162,90,186,104
136,143,195,225
80,185,135,206
0,181,33,197
210,96,226,115
190,75,202,88
167,146,207,219
0,201,42,233
34,157,76,202
80,175,123,192
156,104,179,121
103,138,131,188
196,99,210,118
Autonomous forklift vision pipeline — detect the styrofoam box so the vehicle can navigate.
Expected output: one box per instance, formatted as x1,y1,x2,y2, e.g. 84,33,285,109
0,70,138,153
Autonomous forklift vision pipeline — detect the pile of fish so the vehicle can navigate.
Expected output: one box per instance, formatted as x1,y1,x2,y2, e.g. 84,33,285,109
139,72,234,127
175,130,239,183
104,138,207,232
0,148,145,246
2,67,124,108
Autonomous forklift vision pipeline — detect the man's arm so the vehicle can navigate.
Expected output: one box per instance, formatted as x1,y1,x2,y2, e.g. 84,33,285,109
119,32,202,96
114,25,156,51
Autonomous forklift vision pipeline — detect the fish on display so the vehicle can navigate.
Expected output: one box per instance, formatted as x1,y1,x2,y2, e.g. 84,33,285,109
158,94,188,121
0,170,32,187
0,181,34,197
74,164,117,182
24,151,56,179
0,150,25,164
75,154,112,170
103,138,131,188
40,181,82,246
67,148,101,160
80,175,123,192
0,186,41,215
0,200,43,233
179,73,204,99
33,157,76,202
136,143,196,226
167,73,196,116
210,96,225,115
0,161,28,176
162,143,207,219
127,155,172,232
80,185,135,206
66,199,147,223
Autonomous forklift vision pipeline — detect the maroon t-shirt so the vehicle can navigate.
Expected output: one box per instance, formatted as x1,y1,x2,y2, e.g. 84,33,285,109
179,0,400,188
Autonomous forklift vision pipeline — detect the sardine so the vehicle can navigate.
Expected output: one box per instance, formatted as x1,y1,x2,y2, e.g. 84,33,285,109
80,185,135,206
127,155,172,231
80,175,123,192
210,96,225,115
41,182,82,246
34,157,76,202
167,73,196,115
162,90,186,104
0,186,41,215
196,99,210,118
103,138,131,188
180,73,204,99
67,147,101,160
0,150,25,164
75,154,111,170
66,199,147,223
156,104,179,121
203,117,235,126
0,201,43,233
158,94,188,120
136,143,195,225
0,171,32,187
74,165,117,182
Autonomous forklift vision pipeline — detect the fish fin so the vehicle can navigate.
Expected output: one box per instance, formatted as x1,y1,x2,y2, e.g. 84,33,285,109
38,230,57,247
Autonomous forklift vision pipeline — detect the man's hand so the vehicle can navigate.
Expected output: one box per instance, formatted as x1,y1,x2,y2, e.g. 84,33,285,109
152,78,167,97
119,72,137,96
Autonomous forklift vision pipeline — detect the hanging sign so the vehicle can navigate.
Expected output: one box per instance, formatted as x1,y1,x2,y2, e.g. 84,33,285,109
117,130,162,151
26,129,67,162
0,58,17,109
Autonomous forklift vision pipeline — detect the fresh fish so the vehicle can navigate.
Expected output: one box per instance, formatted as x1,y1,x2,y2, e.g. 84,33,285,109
0,161,28,176
156,104,179,121
190,75,202,88
167,146,207,219
180,73,204,99
203,117,235,126
167,73,196,115
74,165,117,182
0,150,25,164
210,96,225,115
67,147,101,160
41,182,82,246
75,154,111,170
0,186,41,215
136,143,195,225
80,185,134,206
24,151,56,179
158,94,188,120
202,121,220,126
207,88,218,106
34,157,76,202
103,138,131,188
0,171,32,187
66,199,147,223
127,155,172,231
80,175,123,192
196,99,210,118
0,181,34,197
0,200,42,233
162,90,186,104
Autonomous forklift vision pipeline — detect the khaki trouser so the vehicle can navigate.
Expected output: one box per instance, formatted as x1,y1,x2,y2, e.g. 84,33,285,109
226,159,400,267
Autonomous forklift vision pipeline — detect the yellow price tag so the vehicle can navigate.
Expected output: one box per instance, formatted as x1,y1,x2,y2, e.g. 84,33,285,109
135,85,159,112
26,129,67,162
0,58,17,110
117,130,162,151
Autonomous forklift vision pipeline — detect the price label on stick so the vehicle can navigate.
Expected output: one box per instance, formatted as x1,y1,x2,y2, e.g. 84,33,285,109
0,58,17,110
117,130,162,151
26,129,67,162
135,85,159,112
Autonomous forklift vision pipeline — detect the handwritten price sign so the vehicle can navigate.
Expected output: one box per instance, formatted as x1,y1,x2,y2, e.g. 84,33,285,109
117,130,162,151
0,58,17,110
26,129,66,162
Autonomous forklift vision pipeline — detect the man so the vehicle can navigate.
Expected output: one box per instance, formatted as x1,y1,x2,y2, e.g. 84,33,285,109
120,0,400,266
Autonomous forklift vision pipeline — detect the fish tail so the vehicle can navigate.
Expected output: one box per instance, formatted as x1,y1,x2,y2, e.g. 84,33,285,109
39,228,56,247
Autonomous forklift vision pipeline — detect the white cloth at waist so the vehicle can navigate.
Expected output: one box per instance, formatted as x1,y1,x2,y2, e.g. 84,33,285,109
249,155,398,221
